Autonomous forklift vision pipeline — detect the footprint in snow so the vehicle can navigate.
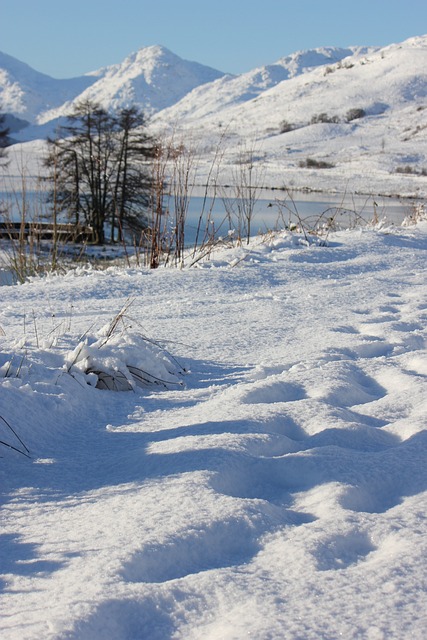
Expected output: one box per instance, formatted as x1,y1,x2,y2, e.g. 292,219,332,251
332,325,361,335
307,361,387,407
239,380,306,405
351,340,395,359
121,518,260,583
314,530,376,571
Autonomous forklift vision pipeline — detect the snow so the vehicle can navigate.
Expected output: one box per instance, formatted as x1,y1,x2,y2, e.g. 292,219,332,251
1,217,427,638
3,35,427,198
151,35,427,198
0,45,224,137
1,34,427,637
147,46,372,123
0,51,94,126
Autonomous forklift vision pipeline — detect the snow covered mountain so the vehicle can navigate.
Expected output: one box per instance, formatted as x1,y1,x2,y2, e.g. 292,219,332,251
153,46,376,122
2,36,427,197
155,36,426,134
0,44,375,135
0,45,224,137
0,50,95,126
36,45,225,126
149,36,427,197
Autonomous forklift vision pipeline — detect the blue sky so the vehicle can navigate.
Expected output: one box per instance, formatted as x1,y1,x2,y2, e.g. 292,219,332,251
2,0,427,77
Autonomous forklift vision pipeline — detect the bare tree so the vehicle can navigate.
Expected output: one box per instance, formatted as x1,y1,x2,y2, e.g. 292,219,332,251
111,106,155,242
45,100,155,244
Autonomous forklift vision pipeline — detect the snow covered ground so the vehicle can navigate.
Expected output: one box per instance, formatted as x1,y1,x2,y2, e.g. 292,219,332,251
1,213,427,638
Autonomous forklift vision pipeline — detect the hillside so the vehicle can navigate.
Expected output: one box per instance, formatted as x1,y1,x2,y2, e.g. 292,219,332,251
0,45,224,139
1,36,427,197
150,46,374,122
153,36,427,197
0,50,94,126
159,37,426,132
36,45,224,126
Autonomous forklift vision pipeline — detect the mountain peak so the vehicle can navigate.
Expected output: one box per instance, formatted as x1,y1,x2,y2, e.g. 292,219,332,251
113,44,178,70
2,44,225,134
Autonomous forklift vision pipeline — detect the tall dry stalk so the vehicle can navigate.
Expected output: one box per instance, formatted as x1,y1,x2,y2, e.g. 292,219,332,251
189,132,231,259
0,149,66,282
221,141,265,244
146,140,172,268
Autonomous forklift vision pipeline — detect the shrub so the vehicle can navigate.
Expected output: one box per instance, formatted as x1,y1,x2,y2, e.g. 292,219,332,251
299,158,335,169
395,165,427,176
346,108,366,122
395,165,417,174
402,203,427,226
310,113,340,125
279,120,294,134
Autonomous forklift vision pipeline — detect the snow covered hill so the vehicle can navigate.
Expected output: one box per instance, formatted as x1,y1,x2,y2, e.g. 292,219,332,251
0,45,224,136
36,45,225,126
0,43,374,136
150,46,374,122
0,50,95,126
152,36,427,194
205,35,427,137
2,36,427,197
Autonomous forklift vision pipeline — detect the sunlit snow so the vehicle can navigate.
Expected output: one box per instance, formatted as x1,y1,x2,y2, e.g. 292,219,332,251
1,218,426,639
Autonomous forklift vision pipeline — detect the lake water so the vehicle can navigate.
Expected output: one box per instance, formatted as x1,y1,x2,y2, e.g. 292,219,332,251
181,189,414,245
1,188,418,250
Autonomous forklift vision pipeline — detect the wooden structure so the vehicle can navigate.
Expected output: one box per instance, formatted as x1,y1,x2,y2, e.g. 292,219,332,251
0,222,95,243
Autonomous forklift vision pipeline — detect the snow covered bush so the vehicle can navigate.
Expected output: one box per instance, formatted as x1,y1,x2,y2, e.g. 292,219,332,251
67,332,186,392
66,302,186,392
402,203,427,226
299,157,335,169
279,119,294,133
310,112,340,124
0,301,186,397
346,108,366,121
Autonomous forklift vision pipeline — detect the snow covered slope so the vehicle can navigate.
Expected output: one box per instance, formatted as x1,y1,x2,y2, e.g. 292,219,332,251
0,45,224,129
1,219,427,638
37,45,224,125
153,46,375,122
206,35,427,135
2,36,427,196
0,51,95,124
153,35,427,197
154,35,427,142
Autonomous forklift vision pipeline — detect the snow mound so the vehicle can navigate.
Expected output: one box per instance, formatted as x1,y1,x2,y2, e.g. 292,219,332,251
68,330,186,392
